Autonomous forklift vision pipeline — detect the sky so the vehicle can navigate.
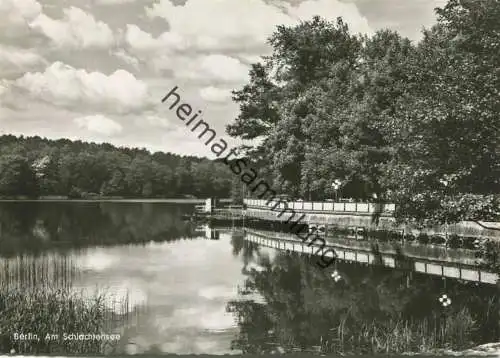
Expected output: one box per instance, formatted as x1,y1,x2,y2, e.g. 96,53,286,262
70,231,274,354
0,0,447,158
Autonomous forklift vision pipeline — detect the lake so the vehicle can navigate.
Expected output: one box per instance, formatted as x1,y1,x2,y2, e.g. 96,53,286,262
0,202,498,355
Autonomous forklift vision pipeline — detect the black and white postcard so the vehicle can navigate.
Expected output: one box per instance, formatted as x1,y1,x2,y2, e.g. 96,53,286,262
0,0,499,356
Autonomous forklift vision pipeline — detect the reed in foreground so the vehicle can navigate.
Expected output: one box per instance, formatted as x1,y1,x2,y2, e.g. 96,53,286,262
0,285,125,355
322,307,478,354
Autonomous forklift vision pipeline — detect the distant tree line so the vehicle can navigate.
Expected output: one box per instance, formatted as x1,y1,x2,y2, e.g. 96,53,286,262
0,135,234,199
0,202,199,257
226,0,500,224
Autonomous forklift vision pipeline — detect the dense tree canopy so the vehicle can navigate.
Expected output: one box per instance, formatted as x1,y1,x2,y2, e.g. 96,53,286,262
227,0,500,224
0,135,234,199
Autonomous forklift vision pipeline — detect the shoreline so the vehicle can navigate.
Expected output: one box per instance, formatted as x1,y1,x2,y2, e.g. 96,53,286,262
0,197,232,203
202,208,500,241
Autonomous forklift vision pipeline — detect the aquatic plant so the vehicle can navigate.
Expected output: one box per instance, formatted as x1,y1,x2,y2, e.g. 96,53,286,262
323,307,477,354
0,285,126,355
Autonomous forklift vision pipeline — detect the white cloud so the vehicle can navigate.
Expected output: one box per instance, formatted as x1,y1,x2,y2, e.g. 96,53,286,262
199,86,232,103
145,0,372,51
0,0,42,25
0,0,450,158
113,49,140,70
137,115,172,129
197,55,249,83
177,54,249,83
289,0,372,35
145,0,290,49
15,61,153,113
96,0,136,3
122,25,186,73
124,24,159,51
0,45,46,74
124,24,186,52
29,7,115,48
239,54,264,64
0,0,42,38
123,24,251,81
133,0,372,79
74,114,123,135
0,81,8,102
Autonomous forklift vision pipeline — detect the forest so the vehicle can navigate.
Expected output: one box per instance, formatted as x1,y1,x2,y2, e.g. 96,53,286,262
1,0,498,225
0,135,234,199
227,0,500,224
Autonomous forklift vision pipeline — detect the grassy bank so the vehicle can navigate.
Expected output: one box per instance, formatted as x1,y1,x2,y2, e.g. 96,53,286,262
0,286,125,355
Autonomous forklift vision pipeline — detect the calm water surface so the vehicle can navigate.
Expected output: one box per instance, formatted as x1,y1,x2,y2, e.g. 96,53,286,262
0,202,498,355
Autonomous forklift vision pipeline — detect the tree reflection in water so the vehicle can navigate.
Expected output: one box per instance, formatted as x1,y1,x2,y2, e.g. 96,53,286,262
230,231,265,275
0,202,199,257
227,238,500,354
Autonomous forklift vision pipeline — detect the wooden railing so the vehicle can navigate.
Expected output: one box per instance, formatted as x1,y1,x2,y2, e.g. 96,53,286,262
244,199,396,214
245,229,498,285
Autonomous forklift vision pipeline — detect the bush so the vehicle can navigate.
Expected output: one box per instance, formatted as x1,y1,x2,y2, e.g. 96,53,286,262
417,233,430,244
67,187,82,199
404,233,416,242
446,234,462,248
430,235,447,245
475,239,500,274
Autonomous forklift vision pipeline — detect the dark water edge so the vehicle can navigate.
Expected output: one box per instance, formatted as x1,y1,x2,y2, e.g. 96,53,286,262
0,202,498,355
0,197,231,203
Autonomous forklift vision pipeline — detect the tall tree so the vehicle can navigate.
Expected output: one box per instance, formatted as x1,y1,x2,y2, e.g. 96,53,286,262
0,154,38,197
228,16,363,195
380,0,500,223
